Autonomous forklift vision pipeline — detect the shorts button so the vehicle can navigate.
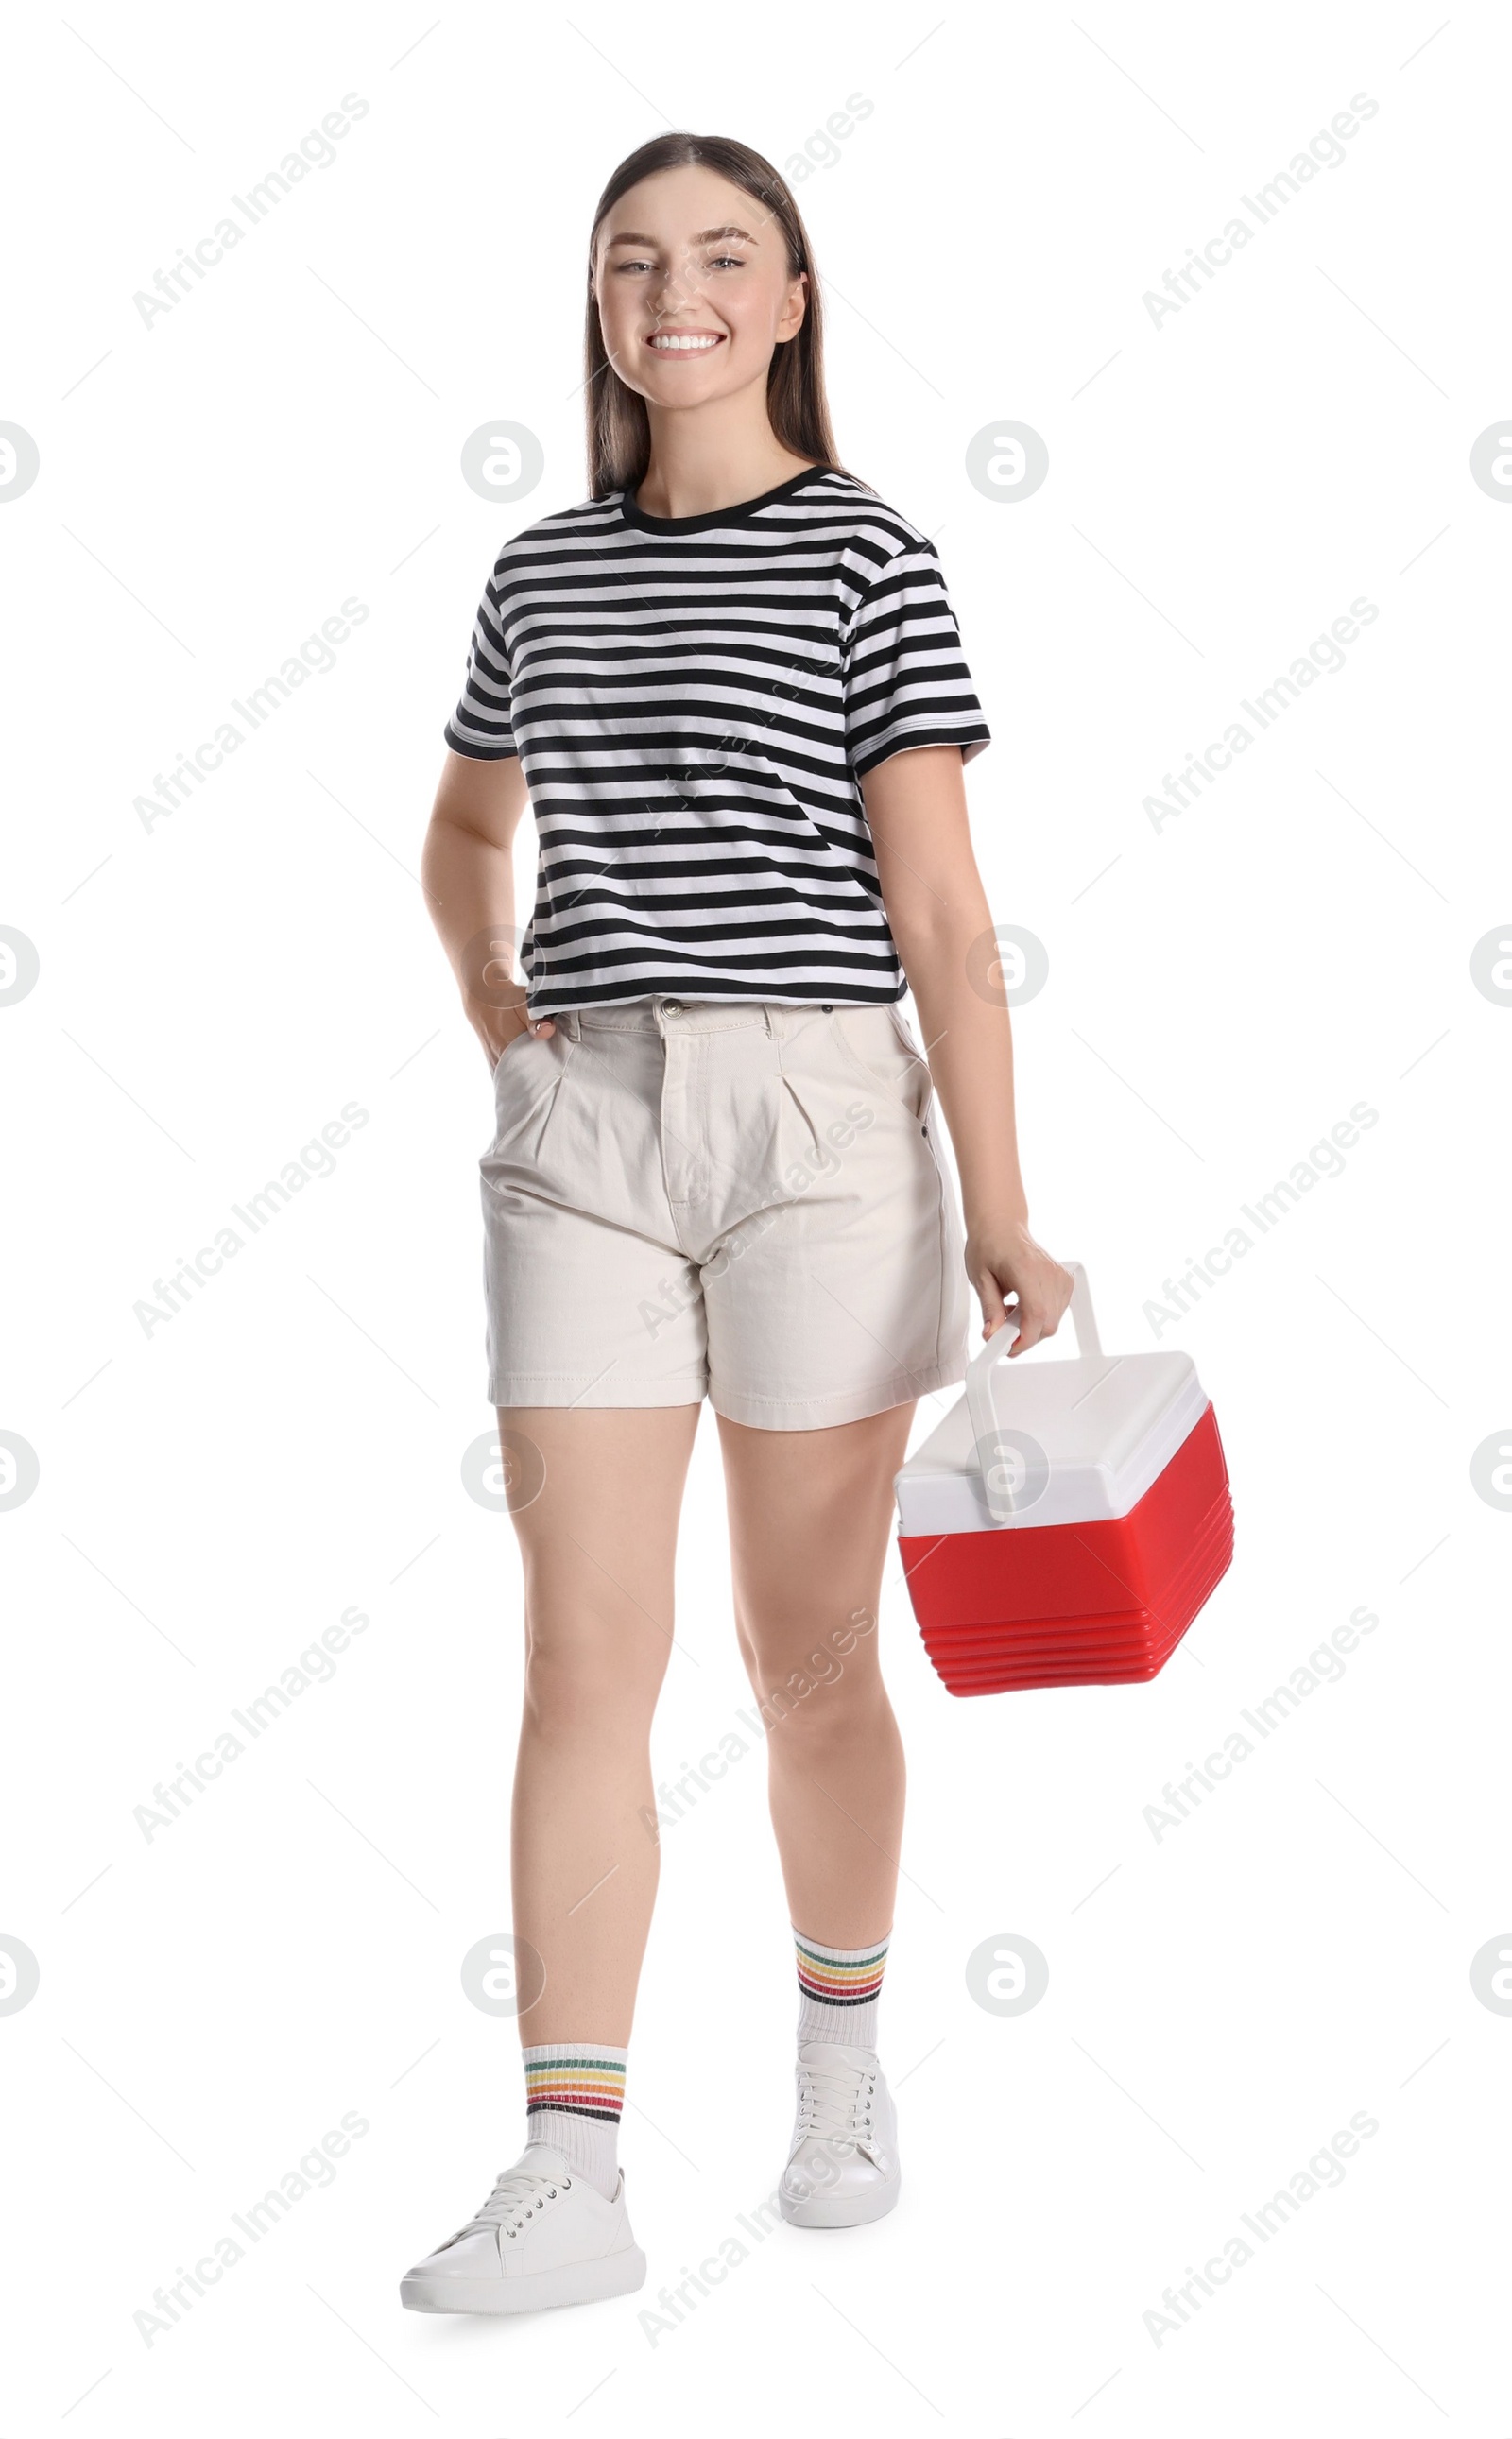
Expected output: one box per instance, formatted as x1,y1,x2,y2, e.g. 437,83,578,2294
662,999,683,1014
821,1003,833,1012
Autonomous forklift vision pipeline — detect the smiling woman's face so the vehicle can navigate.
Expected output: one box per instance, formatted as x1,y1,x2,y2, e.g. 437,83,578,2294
593,162,808,408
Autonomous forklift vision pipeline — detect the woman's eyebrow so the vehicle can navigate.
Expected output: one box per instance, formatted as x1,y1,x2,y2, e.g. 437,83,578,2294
604,225,761,249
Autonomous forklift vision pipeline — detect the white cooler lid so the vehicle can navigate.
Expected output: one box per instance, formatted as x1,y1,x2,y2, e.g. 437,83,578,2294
895,1347,1210,1535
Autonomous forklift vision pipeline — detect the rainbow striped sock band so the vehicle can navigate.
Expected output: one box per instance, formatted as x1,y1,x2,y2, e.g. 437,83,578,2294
795,1932,889,2010
523,2046,627,2125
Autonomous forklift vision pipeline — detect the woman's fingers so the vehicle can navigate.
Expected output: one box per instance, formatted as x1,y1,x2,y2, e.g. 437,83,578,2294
975,1265,1012,1340
1008,1298,1045,1354
971,1248,1074,1356
998,1283,1067,1356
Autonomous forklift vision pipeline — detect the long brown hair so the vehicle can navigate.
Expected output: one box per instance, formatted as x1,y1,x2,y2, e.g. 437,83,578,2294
582,132,869,502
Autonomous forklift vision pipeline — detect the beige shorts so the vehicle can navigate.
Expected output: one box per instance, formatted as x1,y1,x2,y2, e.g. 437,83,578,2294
479,997,971,1430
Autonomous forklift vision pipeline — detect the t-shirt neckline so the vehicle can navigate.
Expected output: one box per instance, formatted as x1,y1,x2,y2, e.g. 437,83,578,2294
617,464,831,535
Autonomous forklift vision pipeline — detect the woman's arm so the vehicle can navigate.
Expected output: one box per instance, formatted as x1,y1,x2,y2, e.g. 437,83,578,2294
860,745,1073,1353
420,748,554,1070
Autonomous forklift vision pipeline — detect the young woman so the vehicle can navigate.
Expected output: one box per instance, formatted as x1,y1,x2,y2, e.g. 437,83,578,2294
402,131,1072,2317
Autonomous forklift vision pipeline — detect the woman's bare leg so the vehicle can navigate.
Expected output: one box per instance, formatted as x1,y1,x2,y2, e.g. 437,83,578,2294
714,1403,916,1943
501,1403,701,2045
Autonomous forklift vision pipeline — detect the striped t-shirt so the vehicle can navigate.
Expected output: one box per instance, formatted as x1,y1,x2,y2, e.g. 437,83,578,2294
443,463,991,1013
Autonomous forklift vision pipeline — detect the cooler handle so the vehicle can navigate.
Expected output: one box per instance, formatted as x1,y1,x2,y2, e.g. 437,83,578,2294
963,1261,1101,1521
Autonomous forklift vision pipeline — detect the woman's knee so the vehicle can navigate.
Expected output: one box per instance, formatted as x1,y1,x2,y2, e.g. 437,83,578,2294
747,1648,889,1753
521,1636,662,1742
739,1605,882,1708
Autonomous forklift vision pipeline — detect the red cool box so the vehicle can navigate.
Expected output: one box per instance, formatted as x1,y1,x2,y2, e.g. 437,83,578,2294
894,1265,1233,1695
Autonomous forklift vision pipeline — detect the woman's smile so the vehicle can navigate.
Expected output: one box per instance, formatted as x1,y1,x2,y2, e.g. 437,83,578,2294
644,330,726,352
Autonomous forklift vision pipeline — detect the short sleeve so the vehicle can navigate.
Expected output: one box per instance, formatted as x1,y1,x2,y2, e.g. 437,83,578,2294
443,558,518,760
841,545,991,780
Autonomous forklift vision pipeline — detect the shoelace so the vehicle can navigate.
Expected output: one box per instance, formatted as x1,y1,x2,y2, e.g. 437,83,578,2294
794,2054,879,2153
458,2166,571,2242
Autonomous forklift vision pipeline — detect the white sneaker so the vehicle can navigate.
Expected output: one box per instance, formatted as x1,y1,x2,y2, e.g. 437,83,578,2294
400,2141,646,2314
779,2041,901,2226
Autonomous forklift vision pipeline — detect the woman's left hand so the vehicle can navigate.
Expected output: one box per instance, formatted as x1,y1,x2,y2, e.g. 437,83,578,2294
966,1220,1074,1355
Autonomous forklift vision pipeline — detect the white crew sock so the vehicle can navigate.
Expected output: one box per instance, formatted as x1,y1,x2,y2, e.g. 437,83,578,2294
521,2042,627,2199
794,1928,890,2052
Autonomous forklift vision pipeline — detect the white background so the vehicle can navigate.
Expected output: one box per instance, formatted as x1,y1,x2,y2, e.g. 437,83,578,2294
4,1,1508,2429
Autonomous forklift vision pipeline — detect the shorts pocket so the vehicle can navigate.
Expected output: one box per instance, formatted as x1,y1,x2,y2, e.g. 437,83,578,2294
829,1005,933,1125
490,1028,574,1144
494,1021,550,1086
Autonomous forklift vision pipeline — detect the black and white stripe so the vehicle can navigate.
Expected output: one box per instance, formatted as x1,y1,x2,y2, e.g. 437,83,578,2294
443,465,991,1013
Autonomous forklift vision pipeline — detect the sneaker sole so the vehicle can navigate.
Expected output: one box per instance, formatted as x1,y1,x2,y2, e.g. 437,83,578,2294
400,2246,646,2315
779,2178,900,2228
